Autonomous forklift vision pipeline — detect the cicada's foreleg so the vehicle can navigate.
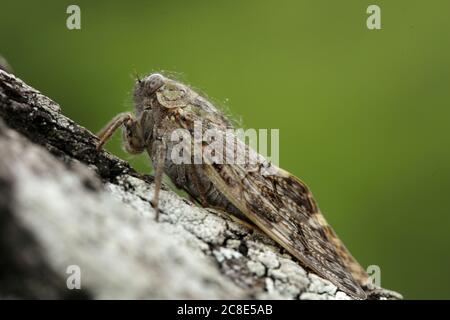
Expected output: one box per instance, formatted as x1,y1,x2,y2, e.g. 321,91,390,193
151,137,167,221
96,112,132,151
122,116,146,155
97,112,146,155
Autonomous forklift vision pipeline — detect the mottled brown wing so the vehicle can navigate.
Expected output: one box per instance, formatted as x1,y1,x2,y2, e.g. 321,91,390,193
200,132,367,299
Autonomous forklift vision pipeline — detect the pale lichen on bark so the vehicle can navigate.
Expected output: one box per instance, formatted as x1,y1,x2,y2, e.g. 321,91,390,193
0,70,401,300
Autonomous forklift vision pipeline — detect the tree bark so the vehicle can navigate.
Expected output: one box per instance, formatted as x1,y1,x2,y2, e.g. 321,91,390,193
0,70,402,300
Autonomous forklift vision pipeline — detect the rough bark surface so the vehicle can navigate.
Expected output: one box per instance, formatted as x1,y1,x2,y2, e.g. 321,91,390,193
0,70,402,300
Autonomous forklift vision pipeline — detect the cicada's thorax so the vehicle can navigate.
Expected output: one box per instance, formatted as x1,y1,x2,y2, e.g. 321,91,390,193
144,92,248,222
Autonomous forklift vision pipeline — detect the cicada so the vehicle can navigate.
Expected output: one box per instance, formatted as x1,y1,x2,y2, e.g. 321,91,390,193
96,73,369,299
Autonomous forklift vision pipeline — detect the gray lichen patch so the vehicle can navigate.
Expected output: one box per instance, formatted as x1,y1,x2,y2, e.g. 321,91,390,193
247,261,266,277
308,274,338,296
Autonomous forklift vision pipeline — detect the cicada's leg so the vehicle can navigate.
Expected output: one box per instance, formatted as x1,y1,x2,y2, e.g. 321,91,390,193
151,137,167,221
96,113,132,151
122,117,146,155
97,113,146,155
187,165,209,206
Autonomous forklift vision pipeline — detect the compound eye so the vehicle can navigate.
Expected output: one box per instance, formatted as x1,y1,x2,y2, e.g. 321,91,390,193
145,73,164,94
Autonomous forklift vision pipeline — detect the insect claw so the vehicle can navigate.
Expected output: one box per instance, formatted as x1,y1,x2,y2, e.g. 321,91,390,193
150,200,160,221
95,137,104,151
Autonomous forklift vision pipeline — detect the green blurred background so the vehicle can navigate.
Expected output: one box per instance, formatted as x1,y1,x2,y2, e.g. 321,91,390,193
1,0,449,299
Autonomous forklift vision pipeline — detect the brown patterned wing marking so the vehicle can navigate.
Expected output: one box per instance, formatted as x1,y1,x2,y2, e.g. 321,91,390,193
202,140,367,299
275,168,370,286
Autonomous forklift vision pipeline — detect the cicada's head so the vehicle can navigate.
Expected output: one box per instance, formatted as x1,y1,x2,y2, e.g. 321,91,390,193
133,73,193,113
133,73,165,113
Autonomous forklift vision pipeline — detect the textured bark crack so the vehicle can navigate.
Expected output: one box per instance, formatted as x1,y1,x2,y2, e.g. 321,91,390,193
0,70,402,300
